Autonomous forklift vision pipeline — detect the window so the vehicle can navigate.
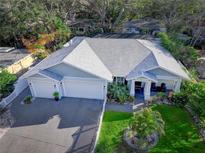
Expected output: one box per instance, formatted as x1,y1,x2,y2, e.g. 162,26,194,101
113,77,125,84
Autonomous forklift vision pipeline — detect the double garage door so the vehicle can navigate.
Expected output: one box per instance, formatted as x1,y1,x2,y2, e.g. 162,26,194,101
30,78,105,100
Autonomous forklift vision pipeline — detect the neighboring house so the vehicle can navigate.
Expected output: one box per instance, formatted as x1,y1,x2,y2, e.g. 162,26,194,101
0,47,35,74
21,37,189,101
122,19,166,35
68,19,103,35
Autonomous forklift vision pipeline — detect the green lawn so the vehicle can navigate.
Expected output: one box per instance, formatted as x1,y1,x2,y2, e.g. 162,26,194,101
95,105,205,153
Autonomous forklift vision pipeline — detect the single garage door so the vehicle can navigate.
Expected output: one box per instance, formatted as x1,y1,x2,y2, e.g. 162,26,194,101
63,79,105,100
31,79,56,98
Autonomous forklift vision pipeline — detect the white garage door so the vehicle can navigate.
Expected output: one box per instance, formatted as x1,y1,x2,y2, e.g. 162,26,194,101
31,79,56,98
63,79,105,100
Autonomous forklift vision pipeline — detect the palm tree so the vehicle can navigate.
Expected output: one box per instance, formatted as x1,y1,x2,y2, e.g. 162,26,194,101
129,108,165,138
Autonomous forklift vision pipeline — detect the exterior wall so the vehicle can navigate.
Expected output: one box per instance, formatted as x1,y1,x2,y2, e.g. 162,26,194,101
47,63,99,78
147,68,178,77
6,55,35,74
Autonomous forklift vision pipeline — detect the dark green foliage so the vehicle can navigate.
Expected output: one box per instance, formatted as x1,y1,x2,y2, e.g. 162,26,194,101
181,81,205,117
24,95,32,104
171,92,188,107
130,108,165,138
158,32,199,69
53,92,59,97
107,83,130,103
35,52,48,59
0,71,17,97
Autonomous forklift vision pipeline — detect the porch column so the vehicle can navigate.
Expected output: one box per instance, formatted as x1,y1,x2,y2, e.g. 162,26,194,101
174,78,182,92
144,80,151,100
130,80,135,96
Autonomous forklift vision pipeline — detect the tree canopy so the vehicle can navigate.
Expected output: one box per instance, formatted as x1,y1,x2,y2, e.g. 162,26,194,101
0,0,204,48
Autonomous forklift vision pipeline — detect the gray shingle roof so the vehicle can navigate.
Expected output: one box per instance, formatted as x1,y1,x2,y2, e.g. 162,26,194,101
85,38,151,76
21,37,189,80
21,37,85,79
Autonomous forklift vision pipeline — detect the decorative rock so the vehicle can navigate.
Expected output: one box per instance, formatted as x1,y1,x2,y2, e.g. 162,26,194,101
185,105,205,142
123,128,159,152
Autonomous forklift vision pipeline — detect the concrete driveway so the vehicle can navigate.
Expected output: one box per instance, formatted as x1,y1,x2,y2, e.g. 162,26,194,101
0,89,103,153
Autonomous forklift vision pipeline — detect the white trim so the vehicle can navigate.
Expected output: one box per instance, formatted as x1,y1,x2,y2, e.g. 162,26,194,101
92,99,107,152
37,72,61,83
144,66,189,80
156,75,179,81
143,66,159,72
63,76,106,82
126,75,157,82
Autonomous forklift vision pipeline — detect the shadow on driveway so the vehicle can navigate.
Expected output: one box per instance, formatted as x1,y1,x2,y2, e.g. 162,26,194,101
0,88,103,152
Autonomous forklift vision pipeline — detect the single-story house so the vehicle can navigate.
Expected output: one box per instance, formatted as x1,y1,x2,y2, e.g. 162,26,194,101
122,19,166,35
0,47,35,74
21,37,189,101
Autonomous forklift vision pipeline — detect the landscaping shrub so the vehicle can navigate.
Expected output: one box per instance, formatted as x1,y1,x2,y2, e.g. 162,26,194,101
24,95,32,104
127,95,135,102
107,83,130,103
172,92,188,107
35,52,48,59
181,81,205,117
0,71,17,97
129,108,165,138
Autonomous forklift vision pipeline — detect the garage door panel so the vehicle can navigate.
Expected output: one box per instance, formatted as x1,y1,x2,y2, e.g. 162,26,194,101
32,79,56,98
63,79,104,100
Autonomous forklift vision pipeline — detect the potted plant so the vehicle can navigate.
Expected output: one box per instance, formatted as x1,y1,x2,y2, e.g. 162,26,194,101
53,92,60,101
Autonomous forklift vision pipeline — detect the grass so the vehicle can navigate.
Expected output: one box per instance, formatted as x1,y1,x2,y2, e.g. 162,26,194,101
95,105,205,153
150,104,205,152
95,111,133,153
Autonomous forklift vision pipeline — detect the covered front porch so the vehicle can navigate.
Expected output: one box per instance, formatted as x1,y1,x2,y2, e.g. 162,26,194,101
128,75,182,103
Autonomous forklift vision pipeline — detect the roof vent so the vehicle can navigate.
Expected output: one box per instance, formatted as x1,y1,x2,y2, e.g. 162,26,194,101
0,47,15,53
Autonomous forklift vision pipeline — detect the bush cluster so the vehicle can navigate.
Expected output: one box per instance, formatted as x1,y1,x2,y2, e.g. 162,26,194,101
107,83,134,103
172,81,205,118
0,71,17,97
158,32,199,69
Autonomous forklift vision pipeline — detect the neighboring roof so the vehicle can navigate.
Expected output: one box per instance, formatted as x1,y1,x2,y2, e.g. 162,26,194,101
123,19,164,29
21,37,189,81
0,48,30,68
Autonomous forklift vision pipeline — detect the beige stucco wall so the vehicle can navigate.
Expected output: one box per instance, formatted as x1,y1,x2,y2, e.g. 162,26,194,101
6,55,35,74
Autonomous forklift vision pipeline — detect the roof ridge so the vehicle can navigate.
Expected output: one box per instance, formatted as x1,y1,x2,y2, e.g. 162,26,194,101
135,39,160,67
85,39,113,76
